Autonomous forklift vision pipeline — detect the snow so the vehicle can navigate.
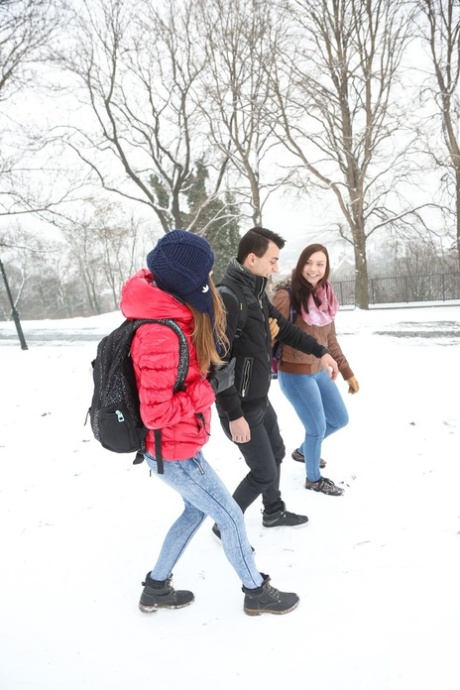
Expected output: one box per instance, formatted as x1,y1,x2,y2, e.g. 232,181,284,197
0,304,459,690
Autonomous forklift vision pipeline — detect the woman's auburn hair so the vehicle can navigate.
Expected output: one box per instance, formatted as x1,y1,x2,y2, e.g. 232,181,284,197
291,243,330,311
187,278,229,373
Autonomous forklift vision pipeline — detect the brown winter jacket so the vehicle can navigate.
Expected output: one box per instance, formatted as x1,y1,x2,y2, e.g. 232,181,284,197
271,287,354,381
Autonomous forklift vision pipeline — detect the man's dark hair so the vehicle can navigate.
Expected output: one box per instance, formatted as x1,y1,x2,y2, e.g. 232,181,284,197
237,226,286,263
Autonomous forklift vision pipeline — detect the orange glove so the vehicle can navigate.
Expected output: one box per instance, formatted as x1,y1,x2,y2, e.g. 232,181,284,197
347,376,359,394
268,317,280,343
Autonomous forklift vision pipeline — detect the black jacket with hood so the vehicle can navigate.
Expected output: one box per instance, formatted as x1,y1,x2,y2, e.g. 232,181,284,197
215,258,329,421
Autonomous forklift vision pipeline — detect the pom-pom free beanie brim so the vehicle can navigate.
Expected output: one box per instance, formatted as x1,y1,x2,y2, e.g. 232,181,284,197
147,230,215,315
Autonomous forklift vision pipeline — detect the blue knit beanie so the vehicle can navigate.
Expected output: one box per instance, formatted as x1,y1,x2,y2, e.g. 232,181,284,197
147,230,215,315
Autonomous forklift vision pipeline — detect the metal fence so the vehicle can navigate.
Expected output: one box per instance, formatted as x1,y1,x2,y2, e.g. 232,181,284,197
331,271,460,306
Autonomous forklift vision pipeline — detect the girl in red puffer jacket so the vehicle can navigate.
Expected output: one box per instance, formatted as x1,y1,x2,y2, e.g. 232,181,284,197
120,230,299,617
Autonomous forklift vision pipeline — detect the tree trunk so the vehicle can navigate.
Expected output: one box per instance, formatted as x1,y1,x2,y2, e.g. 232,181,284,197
457,168,460,271
353,232,370,309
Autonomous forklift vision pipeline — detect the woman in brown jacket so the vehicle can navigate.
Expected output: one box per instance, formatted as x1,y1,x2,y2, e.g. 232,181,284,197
271,244,359,496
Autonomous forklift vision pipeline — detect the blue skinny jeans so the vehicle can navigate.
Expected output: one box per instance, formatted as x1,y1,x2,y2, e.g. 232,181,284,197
278,369,349,482
144,451,263,590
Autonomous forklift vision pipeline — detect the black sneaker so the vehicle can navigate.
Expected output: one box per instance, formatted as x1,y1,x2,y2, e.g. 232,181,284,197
243,574,299,616
139,573,194,612
262,509,309,528
305,477,344,496
212,523,255,552
291,448,326,468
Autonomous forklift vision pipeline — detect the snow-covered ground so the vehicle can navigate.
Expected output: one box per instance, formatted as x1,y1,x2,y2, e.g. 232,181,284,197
1,304,459,690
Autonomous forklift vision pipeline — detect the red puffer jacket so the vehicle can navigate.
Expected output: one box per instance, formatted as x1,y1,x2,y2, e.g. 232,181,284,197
120,269,216,461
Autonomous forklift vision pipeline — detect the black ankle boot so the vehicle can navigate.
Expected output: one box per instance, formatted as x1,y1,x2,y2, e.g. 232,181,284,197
243,574,299,616
139,572,194,613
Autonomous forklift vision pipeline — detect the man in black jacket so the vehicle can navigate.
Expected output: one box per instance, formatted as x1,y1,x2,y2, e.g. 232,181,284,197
214,227,339,532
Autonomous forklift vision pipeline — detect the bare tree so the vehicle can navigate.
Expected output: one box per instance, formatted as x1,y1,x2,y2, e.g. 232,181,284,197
0,0,55,103
420,0,460,269
1,208,140,319
57,200,144,314
53,0,231,235
0,0,75,223
95,204,143,310
193,0,288,226
270,0,417,308
0,222,54,319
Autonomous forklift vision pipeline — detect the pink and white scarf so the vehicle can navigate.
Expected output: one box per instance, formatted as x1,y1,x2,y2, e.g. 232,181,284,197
300,281,339,326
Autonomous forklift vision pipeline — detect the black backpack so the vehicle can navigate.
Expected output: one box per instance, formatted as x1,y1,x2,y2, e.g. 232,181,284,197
218,279,296,377
88,318,189,472
217,278,248,338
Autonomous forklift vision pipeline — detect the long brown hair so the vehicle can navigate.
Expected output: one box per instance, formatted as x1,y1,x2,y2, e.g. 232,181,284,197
291,244,330,313
187,279,229,373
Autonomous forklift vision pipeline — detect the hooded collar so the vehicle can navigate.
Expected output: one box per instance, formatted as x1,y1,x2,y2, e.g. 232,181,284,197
120,269,195,328
225,258,267,298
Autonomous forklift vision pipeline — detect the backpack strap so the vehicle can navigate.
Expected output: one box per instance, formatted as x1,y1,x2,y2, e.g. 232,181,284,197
288,292,298,323
133,318,189,392
217,278,247,338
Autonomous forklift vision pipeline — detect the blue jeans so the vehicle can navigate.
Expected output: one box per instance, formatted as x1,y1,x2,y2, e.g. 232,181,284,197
144,451,263,590
278,369,349,482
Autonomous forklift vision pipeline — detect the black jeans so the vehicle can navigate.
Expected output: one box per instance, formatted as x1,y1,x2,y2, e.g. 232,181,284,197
218,400,286,515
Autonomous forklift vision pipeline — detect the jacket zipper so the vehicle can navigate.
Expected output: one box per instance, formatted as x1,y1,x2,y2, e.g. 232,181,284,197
241,359,252,397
